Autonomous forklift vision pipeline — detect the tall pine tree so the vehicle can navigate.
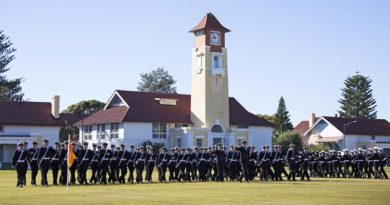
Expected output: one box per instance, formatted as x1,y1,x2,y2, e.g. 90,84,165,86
0,30,24,101
273,96,293,141
338,72,377,119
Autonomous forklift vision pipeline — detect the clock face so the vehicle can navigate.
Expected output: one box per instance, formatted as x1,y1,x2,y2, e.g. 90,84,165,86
210,31,221,45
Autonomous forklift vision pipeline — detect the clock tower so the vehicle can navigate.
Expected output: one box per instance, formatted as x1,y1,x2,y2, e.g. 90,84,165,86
189,13,231,132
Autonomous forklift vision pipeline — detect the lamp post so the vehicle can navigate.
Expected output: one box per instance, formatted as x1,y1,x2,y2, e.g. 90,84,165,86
343,121,357,150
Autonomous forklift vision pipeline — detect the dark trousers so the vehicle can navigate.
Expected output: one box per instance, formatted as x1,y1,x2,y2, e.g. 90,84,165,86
69,163,77,184
175,162,186,181
168,162,176,181
288,161,296,180
127,162,135,183
99,161,109,184
90,162,99,184
109,162,117,183
146,162,155,182
240,162,249,182
30,161,39,185
40,160,50,185
135,161,144,183
159,162,168,182
60,163,68,185
301,162,310,180
51,161,60,185
198,161,208,181
79,162,89,184
118,162,127,183
16,162,27,186
216,163,224,182
229,161,239,180
260,161,270,180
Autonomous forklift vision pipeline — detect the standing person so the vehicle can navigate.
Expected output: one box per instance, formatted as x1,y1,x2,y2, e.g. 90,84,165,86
157,147,170,182
22,142,28,185
238,141,250,183
145,147,157,183
135,146,146,183
99,142,112,184
286,144,297,181
28,141,39,186
127,145,136,183
117,144,129,184
12,142,28,188
300,146,310,181
89,143,100,184
51,142,61,185
38,139,54,186
212,143,226,182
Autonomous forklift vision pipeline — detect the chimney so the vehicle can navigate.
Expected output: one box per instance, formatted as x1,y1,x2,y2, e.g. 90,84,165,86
51,95,60,119
309,113,316,127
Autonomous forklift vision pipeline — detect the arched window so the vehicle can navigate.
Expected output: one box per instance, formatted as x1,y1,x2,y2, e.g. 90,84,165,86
211,125,223,133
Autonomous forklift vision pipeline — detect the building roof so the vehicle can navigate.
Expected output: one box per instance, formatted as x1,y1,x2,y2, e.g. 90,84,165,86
75,90,273,127
322,116,390,136
292,121,309,144
189,12,230,33
0,101,65,126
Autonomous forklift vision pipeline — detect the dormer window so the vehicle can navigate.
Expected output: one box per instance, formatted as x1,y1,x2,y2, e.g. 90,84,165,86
155,98,178,106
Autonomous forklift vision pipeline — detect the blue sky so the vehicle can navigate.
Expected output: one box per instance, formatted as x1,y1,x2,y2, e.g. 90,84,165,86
1,1,389,125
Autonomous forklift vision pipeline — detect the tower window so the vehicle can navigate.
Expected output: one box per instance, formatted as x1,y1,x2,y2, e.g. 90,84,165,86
211,125,223,133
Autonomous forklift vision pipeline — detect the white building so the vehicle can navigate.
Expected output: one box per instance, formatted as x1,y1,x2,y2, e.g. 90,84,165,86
76,13,274,149
300,114,390,154
0,96,64,169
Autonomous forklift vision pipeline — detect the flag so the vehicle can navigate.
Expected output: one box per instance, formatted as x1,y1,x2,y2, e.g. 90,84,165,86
67,135,76,167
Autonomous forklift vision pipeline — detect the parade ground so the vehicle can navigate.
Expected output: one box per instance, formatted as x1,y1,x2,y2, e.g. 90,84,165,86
0,169,389,205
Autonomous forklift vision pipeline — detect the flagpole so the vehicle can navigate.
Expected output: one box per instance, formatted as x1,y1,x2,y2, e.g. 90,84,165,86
66,134,70,192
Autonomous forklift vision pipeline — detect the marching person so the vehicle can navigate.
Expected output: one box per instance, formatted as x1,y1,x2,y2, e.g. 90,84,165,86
59,142,67,185
12,142,28,188
69,142,78,185
127,145,136,183
300,146,310,181
168,148,178,182
135,146,146,183
51,142,61,185
259,145,271,181
38,139,54,186
108,144,118,184
286,144,297,181
28,141,39,186
99,142,112,184
89,143,100,184
157,147,170,182
145,146,157,183
117,144,129,184
212,143,226,182
78,142,92,185
238,141,250,183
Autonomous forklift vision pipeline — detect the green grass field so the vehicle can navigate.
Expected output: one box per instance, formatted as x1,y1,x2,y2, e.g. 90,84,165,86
1,169,390,205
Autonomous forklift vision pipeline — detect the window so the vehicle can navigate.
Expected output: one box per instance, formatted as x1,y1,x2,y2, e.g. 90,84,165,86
152,123,167,139
175,123,188,128
0,125,4,132
97,124,106,140
237,125,249,129
211,125,223,133
196,55,203,68
84,125,92,140
177,138,181,147
196,138,203,147
195,30,204,37
213,55,220,68
110,123,119,139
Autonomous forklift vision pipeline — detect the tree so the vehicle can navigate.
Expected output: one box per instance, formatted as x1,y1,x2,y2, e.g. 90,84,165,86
62,100,106,115
0,31,24,101
256,114,276,124
338,72,377,119
273,132,303,153
272,97,293,141
137,67,177,93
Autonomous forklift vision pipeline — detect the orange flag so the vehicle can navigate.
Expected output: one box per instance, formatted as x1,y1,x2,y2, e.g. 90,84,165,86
67,135,76,167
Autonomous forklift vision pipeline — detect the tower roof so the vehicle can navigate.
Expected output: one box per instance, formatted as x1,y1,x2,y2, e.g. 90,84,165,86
189,12,230,33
